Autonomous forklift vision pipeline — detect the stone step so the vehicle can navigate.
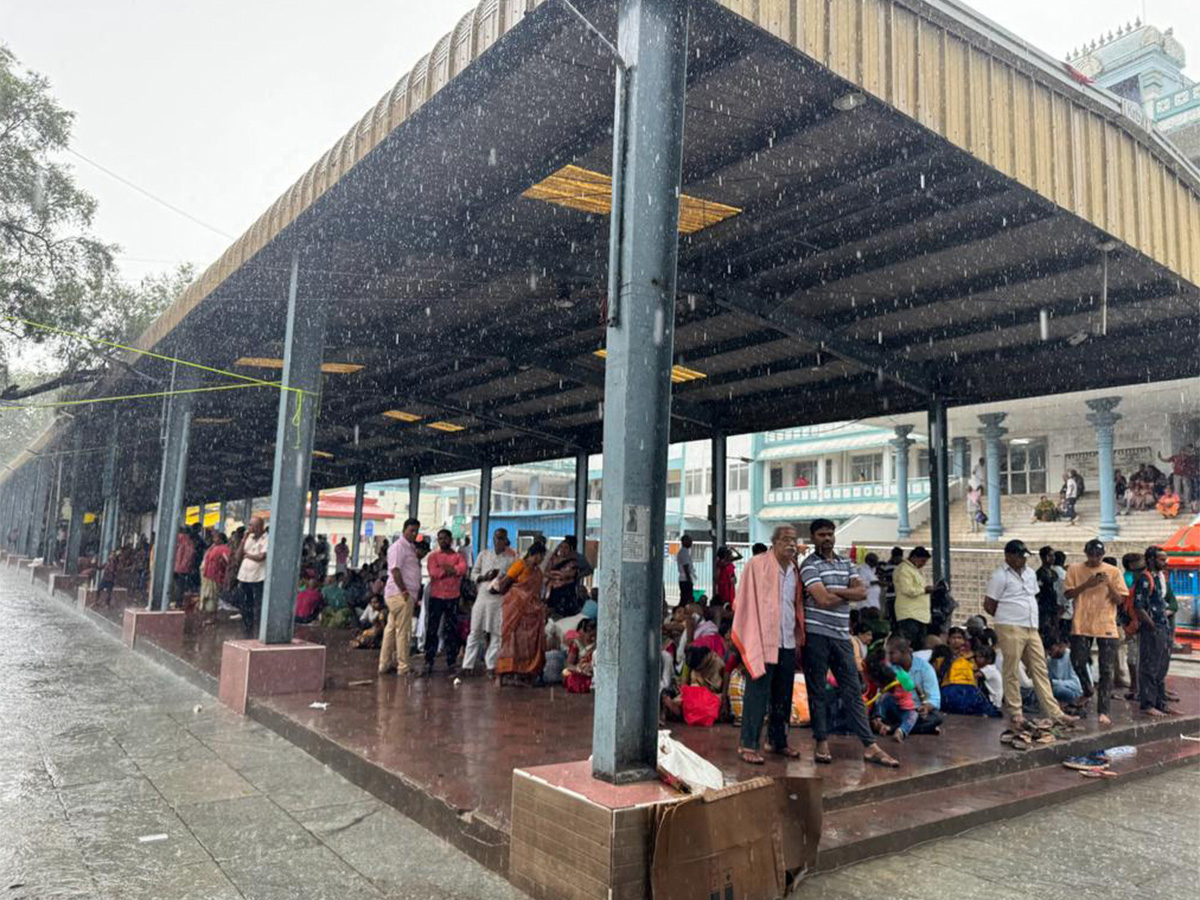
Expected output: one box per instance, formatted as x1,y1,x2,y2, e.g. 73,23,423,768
817,734,1200,872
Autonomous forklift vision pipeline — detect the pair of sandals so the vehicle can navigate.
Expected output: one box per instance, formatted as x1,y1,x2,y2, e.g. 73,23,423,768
736,744,900,768
737,744,800,765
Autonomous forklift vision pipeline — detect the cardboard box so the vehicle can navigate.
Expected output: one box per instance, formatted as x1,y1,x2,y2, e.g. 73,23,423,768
650,776,822,900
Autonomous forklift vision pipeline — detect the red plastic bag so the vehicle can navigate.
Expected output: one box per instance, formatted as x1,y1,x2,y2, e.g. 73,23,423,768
680,685,721,727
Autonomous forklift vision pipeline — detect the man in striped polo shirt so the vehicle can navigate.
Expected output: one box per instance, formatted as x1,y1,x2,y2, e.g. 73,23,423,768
801,519,900,768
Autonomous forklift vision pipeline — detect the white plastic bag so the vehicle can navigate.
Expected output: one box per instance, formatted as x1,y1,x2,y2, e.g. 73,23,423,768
657,730,724,794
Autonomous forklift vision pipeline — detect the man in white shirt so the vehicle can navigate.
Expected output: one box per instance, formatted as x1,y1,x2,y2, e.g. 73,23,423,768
855,553,882,610
972,457,986,492
984,540,1077,728
462,528,517,675
236,517,268,637
676,535,696,605
1062,471,1079,525
379,518,421,676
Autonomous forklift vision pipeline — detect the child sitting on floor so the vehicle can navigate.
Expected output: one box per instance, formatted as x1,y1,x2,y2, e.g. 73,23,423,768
350,595,387,649
976,646,1004,710
865,648,918,742
940,627,1001,717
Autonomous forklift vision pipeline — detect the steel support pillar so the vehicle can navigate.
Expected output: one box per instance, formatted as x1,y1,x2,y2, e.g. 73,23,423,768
351,480,365,567
98,425,119,565
63,431,85,575
1086,397,1122,541
892,426,915,539
259,253,328,644
478,465,492,550
978,413,1008,541
951,437,969,479
217,500,227,535
592,0,690,784
20,462,42,558
928,398,951,584
307,491,319,538
43,458,63,565
574,453,589,542
711,431,727,561
149,368,197,609
407,475,421,522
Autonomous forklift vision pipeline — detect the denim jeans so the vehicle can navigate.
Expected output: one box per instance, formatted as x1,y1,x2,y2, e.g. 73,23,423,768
876,693,919,736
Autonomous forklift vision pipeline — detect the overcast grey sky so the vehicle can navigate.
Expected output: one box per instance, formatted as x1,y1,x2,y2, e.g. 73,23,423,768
1,0,1195,282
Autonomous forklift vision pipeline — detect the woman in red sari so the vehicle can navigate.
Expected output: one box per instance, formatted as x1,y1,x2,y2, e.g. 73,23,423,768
496,542,549,686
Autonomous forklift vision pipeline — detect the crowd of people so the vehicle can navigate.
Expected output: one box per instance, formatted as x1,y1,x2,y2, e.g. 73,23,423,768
90,499,1185,770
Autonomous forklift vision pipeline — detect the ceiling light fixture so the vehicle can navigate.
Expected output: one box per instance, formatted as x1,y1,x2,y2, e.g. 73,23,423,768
523,164,741,234
833,91,866,111
312,450,335,459
383,410,422,423
1066,331,1089,347
427,421,466,433
193,417,233,425
593,349,707,384
234,357,364,375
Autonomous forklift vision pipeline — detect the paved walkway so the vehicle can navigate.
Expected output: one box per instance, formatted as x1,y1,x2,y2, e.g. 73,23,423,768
0,572,526,900
2,569,1197,899
795,764,1199,900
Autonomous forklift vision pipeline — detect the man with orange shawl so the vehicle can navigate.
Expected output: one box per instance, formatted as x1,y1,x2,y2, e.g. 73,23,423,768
731,525,805,764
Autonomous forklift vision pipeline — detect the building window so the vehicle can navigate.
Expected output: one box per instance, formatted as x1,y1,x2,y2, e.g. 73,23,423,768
850,453,883,483
684,467,712,497
997,438,1048,495
792,460,818,487
728,461,749,492
769,464,783,491
916,449,931,478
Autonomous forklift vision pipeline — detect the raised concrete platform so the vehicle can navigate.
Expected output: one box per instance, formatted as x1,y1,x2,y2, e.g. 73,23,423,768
217,639,326,716
49,572,85,601
121,607,186,650
77,584,129,610
30,563,60,585
25,571,1200,888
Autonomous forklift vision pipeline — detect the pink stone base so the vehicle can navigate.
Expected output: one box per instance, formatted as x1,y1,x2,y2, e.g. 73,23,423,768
31,564,60,585
77,585,129,610
122,609,186,649
218,640,326,715
6,555,26,569
49,573,85,599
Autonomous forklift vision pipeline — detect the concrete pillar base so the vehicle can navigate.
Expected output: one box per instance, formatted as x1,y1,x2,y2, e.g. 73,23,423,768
510,760,681,900
31,563,61,585
49,573,86,601
77,585,130,610
122,608,186,650
218,639,326,716
6,555,27,569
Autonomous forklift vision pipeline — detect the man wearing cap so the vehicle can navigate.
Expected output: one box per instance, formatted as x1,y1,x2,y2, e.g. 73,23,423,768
1063,539,1127,725
893,546,934,651
984,540,1077,728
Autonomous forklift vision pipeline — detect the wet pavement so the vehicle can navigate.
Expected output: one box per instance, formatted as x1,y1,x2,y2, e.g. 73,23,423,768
795,764,1200,900
0,572,527,900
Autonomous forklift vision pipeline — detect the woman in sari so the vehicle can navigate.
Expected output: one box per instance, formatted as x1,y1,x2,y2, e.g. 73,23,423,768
496,542,549,686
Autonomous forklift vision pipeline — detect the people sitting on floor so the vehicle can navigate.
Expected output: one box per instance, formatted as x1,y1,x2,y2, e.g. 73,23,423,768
319,572,355,628
562,617,597,693
865,648,920,743
350,595,387,649
1044,637,1084,710
975,646,1004,711
1031,495,1058,523
293,575,323,625
1156,485,1181,518
938,627,1001,717
887,636,943,735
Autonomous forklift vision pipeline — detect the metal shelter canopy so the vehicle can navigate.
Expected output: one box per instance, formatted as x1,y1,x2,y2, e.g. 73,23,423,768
12,0,1200,513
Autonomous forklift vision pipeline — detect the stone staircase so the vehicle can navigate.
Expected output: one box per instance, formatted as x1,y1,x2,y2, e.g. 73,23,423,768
910,494,1182,550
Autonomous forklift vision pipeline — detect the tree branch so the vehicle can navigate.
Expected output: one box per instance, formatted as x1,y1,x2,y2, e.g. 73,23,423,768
0,367,104,401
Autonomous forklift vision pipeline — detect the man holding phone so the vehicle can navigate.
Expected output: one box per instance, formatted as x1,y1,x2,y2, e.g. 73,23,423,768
1063,539,1127,725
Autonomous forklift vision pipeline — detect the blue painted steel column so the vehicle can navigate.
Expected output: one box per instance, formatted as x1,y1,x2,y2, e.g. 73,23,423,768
574,453,589,542
149,366,198,606
1086,396,1122,541
63,430,85,575
928,398,951,584
951,437,968,479
97,423,119,565
260,252,328,644
711,432,727,567
407,475,420,522
593,0,690,784
748,433,768,544
20,462,41,558
307,490,320,538
892,426,915,538
477,466,492,551
351,480,365,567
217,500,227,535
978,413,1008,541
43,458,63,565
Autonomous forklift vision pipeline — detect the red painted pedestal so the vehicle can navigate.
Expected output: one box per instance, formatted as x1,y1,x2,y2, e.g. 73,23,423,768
218,639,326,715
122,608,186,649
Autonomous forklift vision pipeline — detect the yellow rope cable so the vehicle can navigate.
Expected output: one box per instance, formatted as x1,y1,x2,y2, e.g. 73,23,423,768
0,314,309,396
0,381,277,410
